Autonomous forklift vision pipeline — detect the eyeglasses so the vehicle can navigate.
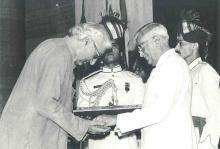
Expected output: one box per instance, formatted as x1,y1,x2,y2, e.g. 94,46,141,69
137,40,149,54
91,40,103,59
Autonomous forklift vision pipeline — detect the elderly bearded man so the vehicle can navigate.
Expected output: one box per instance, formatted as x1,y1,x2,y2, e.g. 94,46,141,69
0,23,112,149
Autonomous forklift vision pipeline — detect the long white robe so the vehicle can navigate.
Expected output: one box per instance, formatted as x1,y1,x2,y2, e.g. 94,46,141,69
116,49,197,149
0,38,90,149
190,57,220,149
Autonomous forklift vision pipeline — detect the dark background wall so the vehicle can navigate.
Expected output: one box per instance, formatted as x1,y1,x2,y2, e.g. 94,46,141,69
0,0,25,115
25,0,75,57
0,0,76,114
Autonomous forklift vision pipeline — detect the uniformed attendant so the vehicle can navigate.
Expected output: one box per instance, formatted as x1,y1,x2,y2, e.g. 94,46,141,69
77,15,145,149
78,44,144,107
175,9,220,149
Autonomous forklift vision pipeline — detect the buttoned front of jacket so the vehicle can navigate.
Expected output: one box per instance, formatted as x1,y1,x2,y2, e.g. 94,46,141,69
116,49,197,149
77,65,145,149
78,65,144,107
190,58,220,148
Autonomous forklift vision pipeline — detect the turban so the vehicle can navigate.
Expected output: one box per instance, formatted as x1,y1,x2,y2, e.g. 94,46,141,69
177,9,212,43
100,15,126,40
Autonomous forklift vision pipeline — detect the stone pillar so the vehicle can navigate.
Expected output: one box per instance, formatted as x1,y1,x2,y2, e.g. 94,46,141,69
0,0,25,114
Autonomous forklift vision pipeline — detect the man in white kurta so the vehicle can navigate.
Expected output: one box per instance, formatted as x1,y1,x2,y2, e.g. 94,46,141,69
78,37,145,149
116,48,196,149
113,23,197,149
0,23,112,149
189,58,220,149
175,10,220,148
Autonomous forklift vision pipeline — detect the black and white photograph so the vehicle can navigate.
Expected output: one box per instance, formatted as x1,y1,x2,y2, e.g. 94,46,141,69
0,0,220,149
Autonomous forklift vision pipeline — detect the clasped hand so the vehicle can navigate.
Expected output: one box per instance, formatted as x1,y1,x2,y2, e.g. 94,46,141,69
88,114,117,135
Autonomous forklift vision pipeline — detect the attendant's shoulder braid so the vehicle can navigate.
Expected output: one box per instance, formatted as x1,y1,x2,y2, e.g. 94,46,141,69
80,79,117,106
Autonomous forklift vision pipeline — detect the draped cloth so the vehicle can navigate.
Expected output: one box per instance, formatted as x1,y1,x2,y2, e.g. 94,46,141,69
75,0,153,50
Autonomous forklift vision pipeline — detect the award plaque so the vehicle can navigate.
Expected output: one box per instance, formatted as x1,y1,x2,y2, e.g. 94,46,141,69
73,105,142,119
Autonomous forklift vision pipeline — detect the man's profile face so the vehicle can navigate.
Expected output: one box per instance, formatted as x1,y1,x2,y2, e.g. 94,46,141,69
137,35,157,66
75,39,100,65
76,28,113,65
175,34,195,59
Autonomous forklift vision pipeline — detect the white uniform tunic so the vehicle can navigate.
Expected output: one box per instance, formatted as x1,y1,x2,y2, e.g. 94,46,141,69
116,49,197,149
78,65,145,149
190,57,220,149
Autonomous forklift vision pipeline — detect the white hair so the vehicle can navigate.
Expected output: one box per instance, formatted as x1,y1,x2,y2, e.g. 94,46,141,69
68,23,111,53
68,23,105,42
135,23,169,42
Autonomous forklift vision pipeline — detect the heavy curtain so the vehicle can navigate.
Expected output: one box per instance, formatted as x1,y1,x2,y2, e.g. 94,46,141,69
75,0,153,51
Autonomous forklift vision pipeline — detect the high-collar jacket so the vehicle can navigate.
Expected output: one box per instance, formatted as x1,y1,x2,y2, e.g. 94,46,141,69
189,57,220,148
77,65,145,149
78,65,144,107
116,49,197,149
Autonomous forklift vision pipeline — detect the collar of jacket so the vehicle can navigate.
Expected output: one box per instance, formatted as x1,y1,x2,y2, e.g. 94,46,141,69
156,48,176,67
102,65,122,73
189,57,202,70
